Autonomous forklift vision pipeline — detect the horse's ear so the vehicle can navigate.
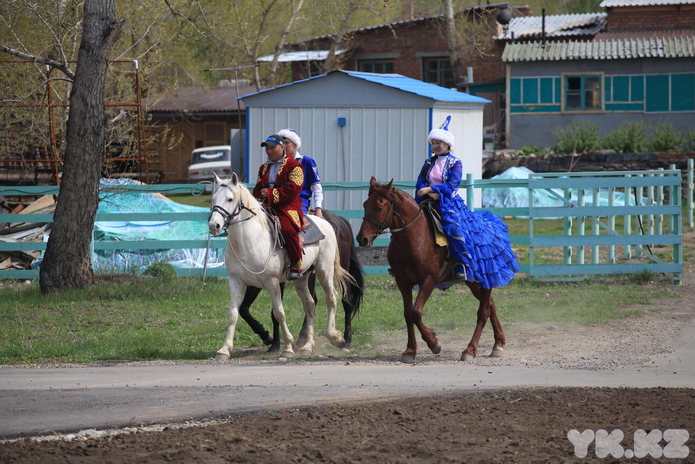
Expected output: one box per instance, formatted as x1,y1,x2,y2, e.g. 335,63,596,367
386,179,394,191
213,172,222,187
369,176,378,188
231,172,238,185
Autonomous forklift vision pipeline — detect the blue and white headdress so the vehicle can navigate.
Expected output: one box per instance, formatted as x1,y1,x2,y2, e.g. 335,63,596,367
427,115,455,148
277,128,301,149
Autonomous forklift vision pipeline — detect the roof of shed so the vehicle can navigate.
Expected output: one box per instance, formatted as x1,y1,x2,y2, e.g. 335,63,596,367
497,13,607,40
600,0,695,6
502,36,695,61
146,84,258,113
241,70,490,104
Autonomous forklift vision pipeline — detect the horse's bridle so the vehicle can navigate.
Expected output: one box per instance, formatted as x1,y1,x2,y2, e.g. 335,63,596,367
209,184,257,232
362,188,423,238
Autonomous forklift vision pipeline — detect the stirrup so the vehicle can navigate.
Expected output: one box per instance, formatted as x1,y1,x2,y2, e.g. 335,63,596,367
288,268,302,280
453,264,466,280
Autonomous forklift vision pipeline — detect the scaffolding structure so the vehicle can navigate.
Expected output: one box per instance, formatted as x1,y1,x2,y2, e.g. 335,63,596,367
0,59,151,185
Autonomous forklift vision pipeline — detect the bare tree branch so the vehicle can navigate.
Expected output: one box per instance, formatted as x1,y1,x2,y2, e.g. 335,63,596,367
0,45,75,80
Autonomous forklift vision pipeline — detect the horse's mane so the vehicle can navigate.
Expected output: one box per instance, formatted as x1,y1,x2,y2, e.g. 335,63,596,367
394,188,418,207
218,178,270,232
372,182,419,209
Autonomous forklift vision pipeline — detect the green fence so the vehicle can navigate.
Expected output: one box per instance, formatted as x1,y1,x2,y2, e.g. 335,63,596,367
0,167,689,283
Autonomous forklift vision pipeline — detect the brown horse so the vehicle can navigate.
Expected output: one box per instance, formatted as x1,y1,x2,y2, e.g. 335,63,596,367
356,177,505,363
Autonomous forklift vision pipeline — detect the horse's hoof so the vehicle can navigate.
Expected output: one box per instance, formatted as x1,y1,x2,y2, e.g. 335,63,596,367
297,346,315,357
460,352,475,362
401,354,416,364
490,347,504,358
266,344,280,354
262,336,274,346
214,352,230,361
430,342,442,355
280,350,295,359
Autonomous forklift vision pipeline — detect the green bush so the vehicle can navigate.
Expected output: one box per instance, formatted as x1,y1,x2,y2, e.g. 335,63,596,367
601,121,648,153
143,262,177,280
552,119,601,155
515,145,549,156
686,129,695,152
649,120,685,152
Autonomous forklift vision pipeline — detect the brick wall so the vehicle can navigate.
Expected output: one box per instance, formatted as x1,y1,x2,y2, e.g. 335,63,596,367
292,12,508,84
606,6,695,31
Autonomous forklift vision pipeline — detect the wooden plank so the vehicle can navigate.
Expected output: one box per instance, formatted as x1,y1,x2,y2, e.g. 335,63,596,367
19,195,56,214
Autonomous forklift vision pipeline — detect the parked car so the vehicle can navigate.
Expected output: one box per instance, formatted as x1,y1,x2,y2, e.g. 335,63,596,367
187,145,232,182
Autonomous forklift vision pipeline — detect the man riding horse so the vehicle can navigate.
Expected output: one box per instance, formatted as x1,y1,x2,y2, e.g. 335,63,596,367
253,134,305,280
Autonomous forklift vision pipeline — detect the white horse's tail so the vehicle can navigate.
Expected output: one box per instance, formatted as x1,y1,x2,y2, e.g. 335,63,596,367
333,247,357,299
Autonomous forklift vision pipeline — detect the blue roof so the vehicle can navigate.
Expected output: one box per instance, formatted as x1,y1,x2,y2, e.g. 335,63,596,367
240,70,490,104
341,71,490,103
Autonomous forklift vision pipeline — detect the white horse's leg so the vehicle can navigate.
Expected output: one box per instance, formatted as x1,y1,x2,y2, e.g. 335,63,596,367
317,270,346,349
294,275,316,356
268,285,295,358
215,278,243,361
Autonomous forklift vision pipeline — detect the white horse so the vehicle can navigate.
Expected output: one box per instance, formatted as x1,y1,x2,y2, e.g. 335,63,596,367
208,173,353,360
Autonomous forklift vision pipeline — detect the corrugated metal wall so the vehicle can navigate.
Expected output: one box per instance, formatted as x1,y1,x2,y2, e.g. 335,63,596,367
246,106,424,219
246,105,484,227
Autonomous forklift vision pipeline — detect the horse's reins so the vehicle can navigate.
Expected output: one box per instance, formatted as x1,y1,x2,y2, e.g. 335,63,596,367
208,191,257,233
362,189,423,238
209,183,277,275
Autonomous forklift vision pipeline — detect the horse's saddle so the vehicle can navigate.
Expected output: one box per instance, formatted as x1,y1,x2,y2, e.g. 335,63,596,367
265,209,325,250
420,200,448,248
300,215,325,245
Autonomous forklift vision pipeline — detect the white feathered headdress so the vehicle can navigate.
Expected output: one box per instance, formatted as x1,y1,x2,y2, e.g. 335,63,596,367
427,115,454,148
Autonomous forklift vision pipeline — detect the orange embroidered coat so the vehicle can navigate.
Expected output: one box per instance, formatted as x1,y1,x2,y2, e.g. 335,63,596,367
252,155,304,232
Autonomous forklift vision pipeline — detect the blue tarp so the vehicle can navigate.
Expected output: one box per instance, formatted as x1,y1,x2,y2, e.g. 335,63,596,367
31,179,225,274
481,167,638,217
91,179,225,273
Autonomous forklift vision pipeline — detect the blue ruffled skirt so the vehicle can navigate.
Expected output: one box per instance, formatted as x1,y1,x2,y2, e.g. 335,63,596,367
438,195,519,289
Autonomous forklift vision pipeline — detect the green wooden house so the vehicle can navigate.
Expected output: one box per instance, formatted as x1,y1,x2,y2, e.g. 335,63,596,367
501,0,695,149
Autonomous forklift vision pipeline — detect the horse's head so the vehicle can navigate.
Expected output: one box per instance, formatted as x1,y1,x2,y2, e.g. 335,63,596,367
208,172,242,236
356,177,395,248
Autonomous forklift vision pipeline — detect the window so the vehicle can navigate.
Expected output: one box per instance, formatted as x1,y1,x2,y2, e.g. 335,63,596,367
564,75,602,111
358,60,394,74
422,57,455,88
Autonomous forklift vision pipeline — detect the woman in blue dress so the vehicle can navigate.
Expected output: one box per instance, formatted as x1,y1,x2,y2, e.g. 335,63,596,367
415,116,519,288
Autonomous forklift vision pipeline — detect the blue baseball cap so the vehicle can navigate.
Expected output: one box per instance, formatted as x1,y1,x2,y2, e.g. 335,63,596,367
261,135,284,147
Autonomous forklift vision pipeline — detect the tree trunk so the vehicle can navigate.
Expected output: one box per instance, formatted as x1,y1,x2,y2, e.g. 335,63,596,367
40,0,122,294
442,0,463,87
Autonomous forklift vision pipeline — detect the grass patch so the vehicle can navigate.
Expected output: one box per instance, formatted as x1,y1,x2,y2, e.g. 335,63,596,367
0,272,679,365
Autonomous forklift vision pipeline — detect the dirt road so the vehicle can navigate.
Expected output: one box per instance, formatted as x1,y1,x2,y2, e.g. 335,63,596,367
1,255,694,462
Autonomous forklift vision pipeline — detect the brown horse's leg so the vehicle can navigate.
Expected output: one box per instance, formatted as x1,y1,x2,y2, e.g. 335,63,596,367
412,282,441,355
461,283,494,361
465,283,506,355
487,295,506,358
396,282,418,363
398,279,441,363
